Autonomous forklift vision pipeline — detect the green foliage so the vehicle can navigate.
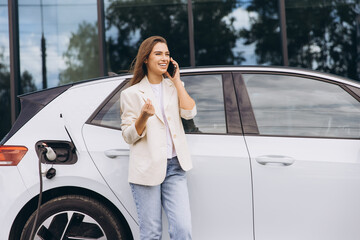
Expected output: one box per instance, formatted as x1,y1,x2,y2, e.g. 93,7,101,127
56,0,359,82
0,48,36,139
241,0,360,80
240,0,283,65
59,21,100,85
0,48,11,139
105,0,243,73
20,70,37,94
286,0,359,80
105,0,191,72
193,1,245,65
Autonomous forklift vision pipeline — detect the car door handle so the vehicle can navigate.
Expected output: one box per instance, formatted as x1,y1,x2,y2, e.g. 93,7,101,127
104,149,130,158
255,155,295,166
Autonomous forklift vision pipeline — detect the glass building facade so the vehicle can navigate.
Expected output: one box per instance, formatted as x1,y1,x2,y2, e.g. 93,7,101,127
1,0,359,139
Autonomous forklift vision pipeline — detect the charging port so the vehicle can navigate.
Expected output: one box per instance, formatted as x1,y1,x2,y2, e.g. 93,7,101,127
35,141,77,165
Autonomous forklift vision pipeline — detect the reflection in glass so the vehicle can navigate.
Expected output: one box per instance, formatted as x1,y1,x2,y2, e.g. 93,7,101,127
0,2,11,139
18,0,100,91
243,74,360,138
104,0,190,74
193,0,282,66
285,0,360,81
181,74,226,133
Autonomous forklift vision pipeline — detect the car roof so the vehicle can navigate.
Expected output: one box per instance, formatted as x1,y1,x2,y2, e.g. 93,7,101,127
77,66,360,88
179,66,360,87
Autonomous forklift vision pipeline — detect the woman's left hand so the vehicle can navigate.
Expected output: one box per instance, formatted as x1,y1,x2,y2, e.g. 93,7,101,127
166,58,181,83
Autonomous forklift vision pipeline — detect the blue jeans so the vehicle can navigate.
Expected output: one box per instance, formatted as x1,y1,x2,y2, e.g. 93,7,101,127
130,157,192,240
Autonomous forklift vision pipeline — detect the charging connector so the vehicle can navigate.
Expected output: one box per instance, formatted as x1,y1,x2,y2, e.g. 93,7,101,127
44,146,56,161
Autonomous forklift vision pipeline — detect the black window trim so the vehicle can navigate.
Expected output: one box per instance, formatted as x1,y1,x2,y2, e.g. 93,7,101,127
235,71,360,140
233,72,259,135
223,73,242,134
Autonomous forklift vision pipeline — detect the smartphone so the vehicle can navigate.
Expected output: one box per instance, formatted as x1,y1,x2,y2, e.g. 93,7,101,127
167,61,176,78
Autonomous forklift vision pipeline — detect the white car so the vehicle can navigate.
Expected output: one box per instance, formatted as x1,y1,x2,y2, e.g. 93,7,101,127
1,66,360,240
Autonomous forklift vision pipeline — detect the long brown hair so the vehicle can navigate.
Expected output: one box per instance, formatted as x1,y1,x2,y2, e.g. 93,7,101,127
129,36,167,86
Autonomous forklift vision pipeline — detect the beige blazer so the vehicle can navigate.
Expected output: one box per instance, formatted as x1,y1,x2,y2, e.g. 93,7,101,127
120,76,197,186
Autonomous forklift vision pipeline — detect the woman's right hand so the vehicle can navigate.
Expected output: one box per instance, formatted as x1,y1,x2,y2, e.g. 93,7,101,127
141,99,155,118
135,99,154,136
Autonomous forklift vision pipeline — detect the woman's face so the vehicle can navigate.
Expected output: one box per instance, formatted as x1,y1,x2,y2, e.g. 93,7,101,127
145,42,170,77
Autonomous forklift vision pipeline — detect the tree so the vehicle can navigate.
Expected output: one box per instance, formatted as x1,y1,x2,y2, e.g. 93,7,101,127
240,0,359,80
0,48,37,139
0,48,11,139
193,1,245,65
239,0,284,65
286,0,359,80
105,0,191,72
105,0,243,73
59,21,100,85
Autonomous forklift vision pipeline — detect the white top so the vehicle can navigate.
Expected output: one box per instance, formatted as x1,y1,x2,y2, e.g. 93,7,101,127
150,82,177,159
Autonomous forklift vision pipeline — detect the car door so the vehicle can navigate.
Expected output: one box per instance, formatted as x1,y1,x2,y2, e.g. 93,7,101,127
234,72,360,240
82,72,254,240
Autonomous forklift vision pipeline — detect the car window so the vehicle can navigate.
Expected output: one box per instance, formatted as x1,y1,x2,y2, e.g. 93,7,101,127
243,74,360,138
90,81,130,130
181,74,226,134
90,75,227,134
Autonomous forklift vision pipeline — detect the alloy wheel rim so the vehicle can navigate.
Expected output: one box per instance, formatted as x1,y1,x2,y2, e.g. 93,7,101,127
33,211,106,240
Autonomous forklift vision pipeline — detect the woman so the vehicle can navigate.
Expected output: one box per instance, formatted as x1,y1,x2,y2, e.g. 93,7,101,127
120,36,196,240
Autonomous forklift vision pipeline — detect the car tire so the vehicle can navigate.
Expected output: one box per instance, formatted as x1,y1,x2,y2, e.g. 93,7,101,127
20,195,126,240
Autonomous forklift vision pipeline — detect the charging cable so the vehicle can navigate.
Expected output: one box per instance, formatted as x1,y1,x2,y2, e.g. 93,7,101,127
29,143,56,239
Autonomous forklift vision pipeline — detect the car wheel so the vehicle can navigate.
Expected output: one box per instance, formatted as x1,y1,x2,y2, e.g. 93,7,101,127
21,195,126,240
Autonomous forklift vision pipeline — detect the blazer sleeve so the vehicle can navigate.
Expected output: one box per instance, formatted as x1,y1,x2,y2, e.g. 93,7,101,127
120,90,146,145
180,104,197,120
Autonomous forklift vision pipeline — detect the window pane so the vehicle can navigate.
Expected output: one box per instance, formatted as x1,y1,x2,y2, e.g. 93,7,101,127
243,74,360,138
105,0,190,74
181,74,226,133
91,81,130,129
91,74,226,134
193,0,282,66
285,0,360,81
18,0,100,92
0,1,11,139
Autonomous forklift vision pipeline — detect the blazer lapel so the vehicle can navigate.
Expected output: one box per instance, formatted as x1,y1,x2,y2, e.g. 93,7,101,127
163,78,176,111
138,76,164,124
